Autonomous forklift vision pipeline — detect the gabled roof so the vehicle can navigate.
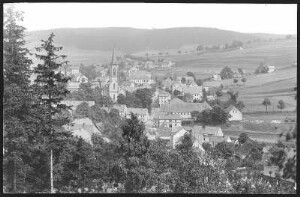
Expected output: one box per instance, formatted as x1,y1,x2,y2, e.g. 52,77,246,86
160,101,211,113
234,140,261,159
127,108,148,115
155,113,182,120
182,85,203,95
158,91,170,97
192,125,222,136
224,105,240,113
171,126,186,134
113,104,127,113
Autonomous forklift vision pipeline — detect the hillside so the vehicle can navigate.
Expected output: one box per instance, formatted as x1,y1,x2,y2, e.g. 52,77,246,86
25,27,286,55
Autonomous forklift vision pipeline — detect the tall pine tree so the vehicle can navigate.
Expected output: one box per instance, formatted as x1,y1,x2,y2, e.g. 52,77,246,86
31,32,72,192
3,5,33,193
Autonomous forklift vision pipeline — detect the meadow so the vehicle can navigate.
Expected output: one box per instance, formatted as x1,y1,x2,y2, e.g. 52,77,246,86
150,39,297,79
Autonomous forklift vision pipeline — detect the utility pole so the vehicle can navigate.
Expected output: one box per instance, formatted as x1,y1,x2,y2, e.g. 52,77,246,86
50,148,54,193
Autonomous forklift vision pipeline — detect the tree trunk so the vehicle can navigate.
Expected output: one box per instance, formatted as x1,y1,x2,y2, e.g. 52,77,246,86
266,105,268,113
13,160,17,193
50,149,54,193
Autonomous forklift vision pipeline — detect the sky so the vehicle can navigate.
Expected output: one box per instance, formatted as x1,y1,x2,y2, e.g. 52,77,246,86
5,3,298,35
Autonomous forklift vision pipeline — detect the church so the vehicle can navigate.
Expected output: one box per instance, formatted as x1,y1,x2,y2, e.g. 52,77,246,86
108,47,120,103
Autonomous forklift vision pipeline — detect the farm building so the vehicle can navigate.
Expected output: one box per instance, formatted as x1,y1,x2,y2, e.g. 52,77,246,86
267,66,276,73
224,105,243,121
160,98,212,120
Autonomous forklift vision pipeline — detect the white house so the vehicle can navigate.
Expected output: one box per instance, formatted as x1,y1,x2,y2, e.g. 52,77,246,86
191,125,225,150
158,91,171,106
267,66,276,73
126,108,149,122
67,117,110,144
161,60,175,68
182,85,203,101
212,74,221,81
66,81,80,92
224,105,243,121
171,127,189,149
153,113,182,128
128,66,139,75
75,74,89,84
70,66,80,75
160,98,212,120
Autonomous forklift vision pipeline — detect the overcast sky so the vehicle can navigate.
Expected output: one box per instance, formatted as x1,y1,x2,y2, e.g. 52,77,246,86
5,3,298,34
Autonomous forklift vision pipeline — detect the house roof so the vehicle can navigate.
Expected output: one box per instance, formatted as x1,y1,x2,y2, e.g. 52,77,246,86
113,104,127,113
160,101,211,113
234,140,261,159
127,108,148,115
129,74,151,80
121,81,134,87
155,113,182,120
171,126,186,133
182,85,203,95
69,117,110,144
224,105,240,113
192,125,222,136
158,91,170,97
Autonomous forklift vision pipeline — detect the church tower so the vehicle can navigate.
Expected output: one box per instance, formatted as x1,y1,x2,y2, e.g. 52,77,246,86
109,47,119,103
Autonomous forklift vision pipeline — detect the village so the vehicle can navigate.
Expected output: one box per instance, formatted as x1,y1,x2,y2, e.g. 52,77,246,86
58,48,296,183
3,3,297,194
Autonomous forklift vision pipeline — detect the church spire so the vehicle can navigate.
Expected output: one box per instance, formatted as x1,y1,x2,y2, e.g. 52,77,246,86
111,45,116,65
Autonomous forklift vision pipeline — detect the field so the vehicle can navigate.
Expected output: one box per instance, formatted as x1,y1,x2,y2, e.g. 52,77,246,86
148,40,297,113
150,39,297,79
222,66,297,112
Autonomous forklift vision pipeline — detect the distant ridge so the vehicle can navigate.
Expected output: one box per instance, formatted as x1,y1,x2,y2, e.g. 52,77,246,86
25,27,286,53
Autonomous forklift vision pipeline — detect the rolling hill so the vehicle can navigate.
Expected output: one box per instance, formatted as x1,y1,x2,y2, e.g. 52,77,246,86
24,27,288,65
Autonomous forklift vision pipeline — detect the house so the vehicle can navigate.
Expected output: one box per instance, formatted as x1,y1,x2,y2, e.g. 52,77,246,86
70,66,80,75
267,66,276,73
234,139,262,160
182,85,203,101
128,71,154,86
171,82,186,93
157,125,188,149
170,127,189,149
128,66,139,75
112,104,127,118
161,60,174,68
144,61,157,69
153,113,182,128
160,98,212,120
224,105,243,121
191,125,225,151
67,117,110,144
158,91,171,106
120,81,136,93
127,108,149,122
212,74,221,81
66,81,80,92
75,73,89,84
162,77,173,90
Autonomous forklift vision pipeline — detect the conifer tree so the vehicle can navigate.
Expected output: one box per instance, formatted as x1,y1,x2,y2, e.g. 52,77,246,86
31,32,72,193
3,5,33,193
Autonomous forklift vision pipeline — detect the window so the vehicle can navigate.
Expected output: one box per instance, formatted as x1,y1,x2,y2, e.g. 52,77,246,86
113,83,116,90
113,68,116,76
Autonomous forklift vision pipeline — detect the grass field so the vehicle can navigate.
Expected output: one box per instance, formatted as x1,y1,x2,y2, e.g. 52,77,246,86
222,66,297,112
150,39,297,79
